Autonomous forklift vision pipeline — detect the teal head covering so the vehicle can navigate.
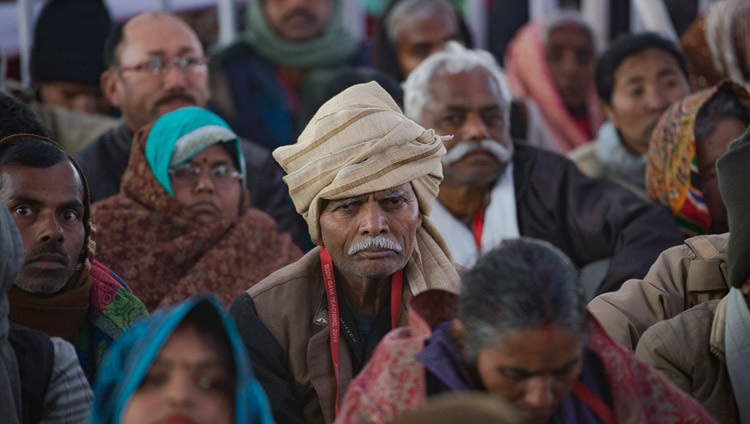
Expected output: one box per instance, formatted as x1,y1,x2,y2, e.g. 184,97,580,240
145,106,246,196
91,295,274,424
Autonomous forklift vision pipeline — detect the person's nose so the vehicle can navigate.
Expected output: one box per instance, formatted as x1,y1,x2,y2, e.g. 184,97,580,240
557,51,579,76
645,86,670,114
523,376,555,410
359,204,388,236
461,113,490,142
162,62,189,90
36,213,64,244
164,374,194,408
193,169,216,193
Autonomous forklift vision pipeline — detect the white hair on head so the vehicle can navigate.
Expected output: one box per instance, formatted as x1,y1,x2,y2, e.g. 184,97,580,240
402,41,512,122
385,0,457,43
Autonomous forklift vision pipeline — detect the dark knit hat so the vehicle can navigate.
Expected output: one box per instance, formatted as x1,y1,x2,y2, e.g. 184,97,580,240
30,0,111,85
717,125,750,288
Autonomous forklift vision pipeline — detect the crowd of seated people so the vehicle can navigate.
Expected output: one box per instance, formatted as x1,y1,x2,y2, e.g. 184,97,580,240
2,0,750,422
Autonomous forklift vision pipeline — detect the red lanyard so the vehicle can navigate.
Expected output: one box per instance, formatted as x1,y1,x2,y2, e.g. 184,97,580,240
572,381,614,424
472,208,484,251
319,247,403,417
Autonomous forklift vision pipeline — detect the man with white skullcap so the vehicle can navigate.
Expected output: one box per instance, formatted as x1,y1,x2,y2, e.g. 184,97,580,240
230,81,460,424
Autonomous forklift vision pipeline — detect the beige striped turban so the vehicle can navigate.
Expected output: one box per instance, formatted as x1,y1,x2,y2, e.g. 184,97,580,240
273,81,447,244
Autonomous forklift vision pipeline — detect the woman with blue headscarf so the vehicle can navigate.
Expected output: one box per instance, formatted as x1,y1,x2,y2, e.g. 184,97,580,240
92,295,275,424
92,107,302,311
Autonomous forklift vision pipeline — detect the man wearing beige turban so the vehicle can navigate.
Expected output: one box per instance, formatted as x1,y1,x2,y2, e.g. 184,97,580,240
229,81,461,424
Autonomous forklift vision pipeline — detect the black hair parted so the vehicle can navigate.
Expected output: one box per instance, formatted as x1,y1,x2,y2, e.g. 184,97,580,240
596,32,688,105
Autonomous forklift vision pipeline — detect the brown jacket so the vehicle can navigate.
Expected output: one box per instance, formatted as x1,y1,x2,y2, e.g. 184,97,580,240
588,233,730,349
230,247,459,424
636,298,739,423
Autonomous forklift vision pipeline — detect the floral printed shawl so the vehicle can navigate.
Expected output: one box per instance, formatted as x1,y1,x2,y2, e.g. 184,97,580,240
646,81,750,237
92,122,302,311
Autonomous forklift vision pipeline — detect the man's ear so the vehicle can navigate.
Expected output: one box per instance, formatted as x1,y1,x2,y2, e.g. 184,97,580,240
741,279,750,295
100,69,122,108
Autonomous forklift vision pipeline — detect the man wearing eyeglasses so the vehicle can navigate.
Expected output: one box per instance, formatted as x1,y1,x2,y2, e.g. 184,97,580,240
74,12,310,250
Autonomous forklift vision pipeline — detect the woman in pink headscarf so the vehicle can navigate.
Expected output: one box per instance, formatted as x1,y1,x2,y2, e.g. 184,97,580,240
505,11,603,153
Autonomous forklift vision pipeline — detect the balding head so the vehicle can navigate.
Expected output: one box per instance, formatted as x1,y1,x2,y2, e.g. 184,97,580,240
101,12,210,132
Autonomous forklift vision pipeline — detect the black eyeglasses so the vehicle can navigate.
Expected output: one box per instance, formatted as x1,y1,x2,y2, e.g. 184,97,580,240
118,56,209,76
168,162,241,187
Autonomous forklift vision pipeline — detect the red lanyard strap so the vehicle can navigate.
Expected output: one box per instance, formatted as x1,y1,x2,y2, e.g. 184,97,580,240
390,267,403,328
472,208,484,251
320,247,403,417
320,247,340,416
572,380,614,424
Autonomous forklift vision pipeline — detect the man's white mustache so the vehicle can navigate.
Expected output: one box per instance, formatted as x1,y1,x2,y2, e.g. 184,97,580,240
348,235,403,255
442,139,514,166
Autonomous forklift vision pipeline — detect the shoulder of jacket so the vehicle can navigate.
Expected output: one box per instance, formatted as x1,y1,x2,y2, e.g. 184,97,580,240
246,248,321,298
683,234,729,260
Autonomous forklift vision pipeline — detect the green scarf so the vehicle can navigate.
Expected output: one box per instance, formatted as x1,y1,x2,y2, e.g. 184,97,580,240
243,0,360,69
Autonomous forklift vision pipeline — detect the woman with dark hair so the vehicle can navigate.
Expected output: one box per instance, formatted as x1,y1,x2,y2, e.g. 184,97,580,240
92,295,274,424
569,32,691,199
337,238,715,423
504,11,602,153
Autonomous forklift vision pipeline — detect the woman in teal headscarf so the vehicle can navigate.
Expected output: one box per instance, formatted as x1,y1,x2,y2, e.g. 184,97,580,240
92,295,275,424
92,106,302,311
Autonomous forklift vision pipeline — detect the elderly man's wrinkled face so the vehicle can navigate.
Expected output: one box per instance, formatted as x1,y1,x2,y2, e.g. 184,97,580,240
263,0,331,42
420,68,513,187
0,161,85,295
319,183,422,284
102,13,210,133
475,324,584,423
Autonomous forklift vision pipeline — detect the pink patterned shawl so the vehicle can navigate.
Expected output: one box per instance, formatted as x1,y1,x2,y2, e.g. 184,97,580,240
337,290,717,424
